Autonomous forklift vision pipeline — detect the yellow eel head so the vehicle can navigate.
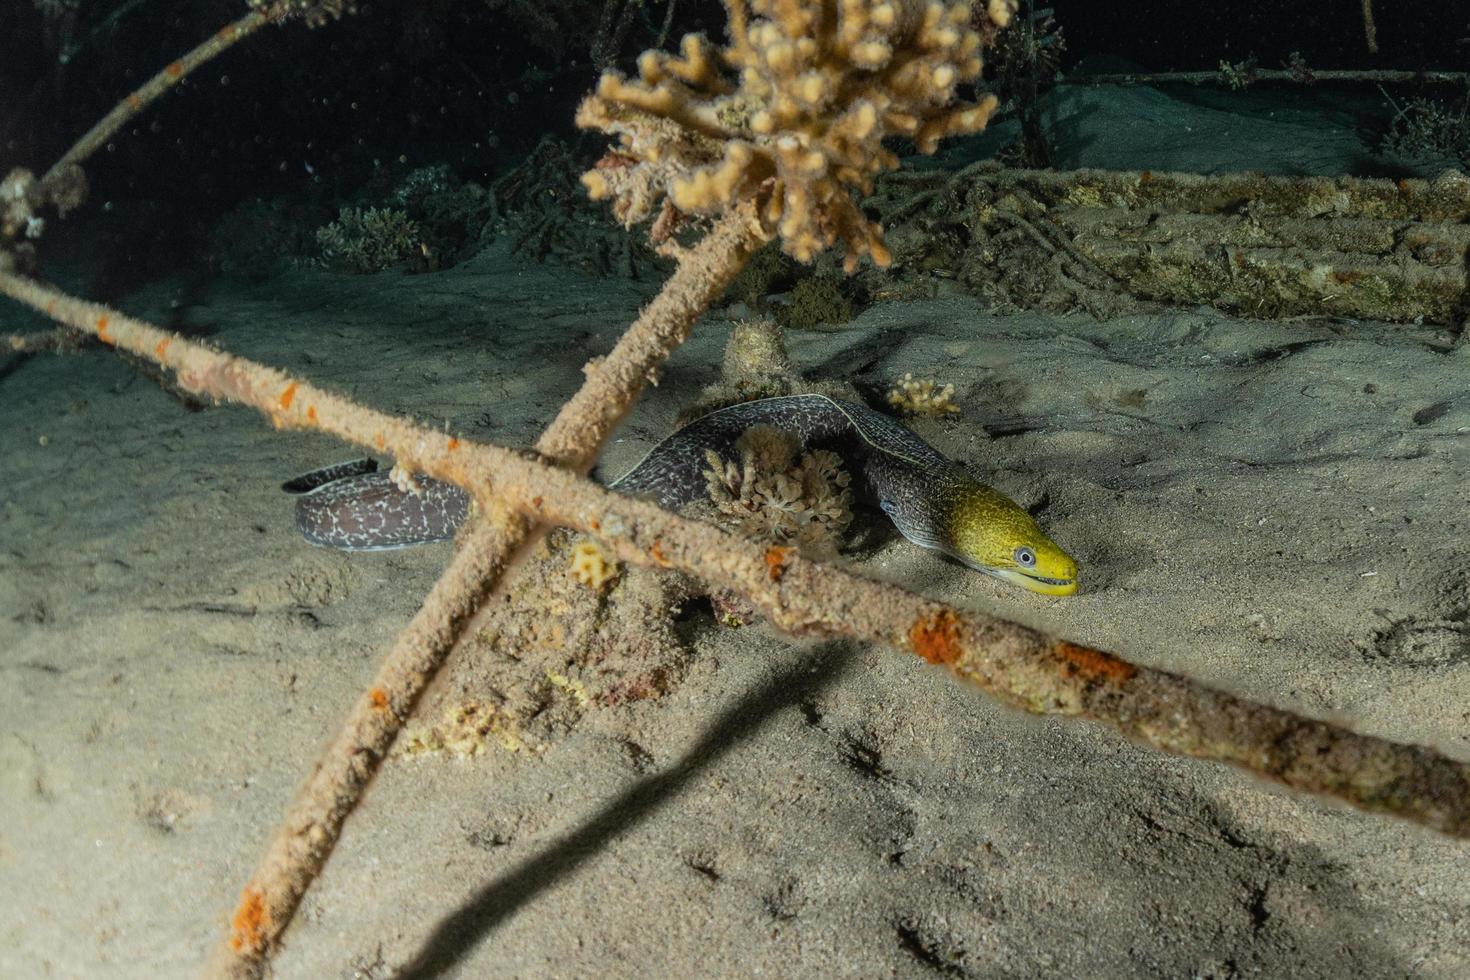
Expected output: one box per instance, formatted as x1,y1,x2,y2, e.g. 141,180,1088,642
942,479,1079,596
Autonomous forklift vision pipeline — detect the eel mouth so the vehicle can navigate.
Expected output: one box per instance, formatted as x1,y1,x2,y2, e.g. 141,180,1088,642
985,566,1079,597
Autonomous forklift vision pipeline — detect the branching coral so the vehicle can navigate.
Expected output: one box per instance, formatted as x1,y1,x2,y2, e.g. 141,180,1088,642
315,206,422,273
577,0,1017,269
887,371,959,416
1217,55,1260,91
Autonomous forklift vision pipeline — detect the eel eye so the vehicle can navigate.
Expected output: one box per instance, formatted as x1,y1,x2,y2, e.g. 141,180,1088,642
1013,546,1036,568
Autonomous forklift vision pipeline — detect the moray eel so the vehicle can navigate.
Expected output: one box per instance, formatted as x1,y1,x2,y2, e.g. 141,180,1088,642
283,394,1078,596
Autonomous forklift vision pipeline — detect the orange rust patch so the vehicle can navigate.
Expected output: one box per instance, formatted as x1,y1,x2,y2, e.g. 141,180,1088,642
763,545,794,581
306,404,317,422
165,61,184,79
154,337,170,360
1053,641,1137,685
531,496,543,509
447,437,460,451
127,94,142,109
94,315,112,344
589,519,601,531
228,886,270,954
649,539,672,567
374,432,386,450
278,383,297,410
1139,170,1152,184
909,610,963,666
217,24,238,40
368,687,389,711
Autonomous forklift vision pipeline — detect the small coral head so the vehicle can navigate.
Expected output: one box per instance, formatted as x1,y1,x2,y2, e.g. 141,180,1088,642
942,479,1078,596
577,0,1016,271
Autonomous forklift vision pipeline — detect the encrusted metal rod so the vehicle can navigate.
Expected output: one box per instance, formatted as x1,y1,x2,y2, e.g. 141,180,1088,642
0,202,766,976
3,266,1465,861
40,10,274,191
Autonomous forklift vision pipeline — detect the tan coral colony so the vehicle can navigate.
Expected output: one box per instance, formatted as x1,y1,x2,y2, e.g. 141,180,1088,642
578,0,1017,270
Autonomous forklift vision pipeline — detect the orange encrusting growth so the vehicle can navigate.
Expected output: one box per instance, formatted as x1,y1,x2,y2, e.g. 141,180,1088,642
95,315,111,344
278,383,297,410
368,687,389,711
227,886,270,954
909,609,963,666
1053,641,1138,685
763,545,794,581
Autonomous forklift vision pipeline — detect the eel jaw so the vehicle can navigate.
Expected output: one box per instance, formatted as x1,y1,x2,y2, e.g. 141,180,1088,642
979,565,1079,596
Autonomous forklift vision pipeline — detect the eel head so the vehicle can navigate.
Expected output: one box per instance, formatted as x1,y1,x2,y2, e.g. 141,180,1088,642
941,478,1078,596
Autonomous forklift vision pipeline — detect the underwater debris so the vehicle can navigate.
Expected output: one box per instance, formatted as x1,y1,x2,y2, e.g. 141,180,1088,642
10,267,1470,977
862,165,1470,323
887,373,960,417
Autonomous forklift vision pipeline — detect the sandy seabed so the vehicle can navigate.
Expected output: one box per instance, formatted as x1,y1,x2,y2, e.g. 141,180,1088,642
3,85,1469,979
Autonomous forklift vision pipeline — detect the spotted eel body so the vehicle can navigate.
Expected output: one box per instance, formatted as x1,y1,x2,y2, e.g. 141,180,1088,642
281,458,471,552
286,394,971,555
